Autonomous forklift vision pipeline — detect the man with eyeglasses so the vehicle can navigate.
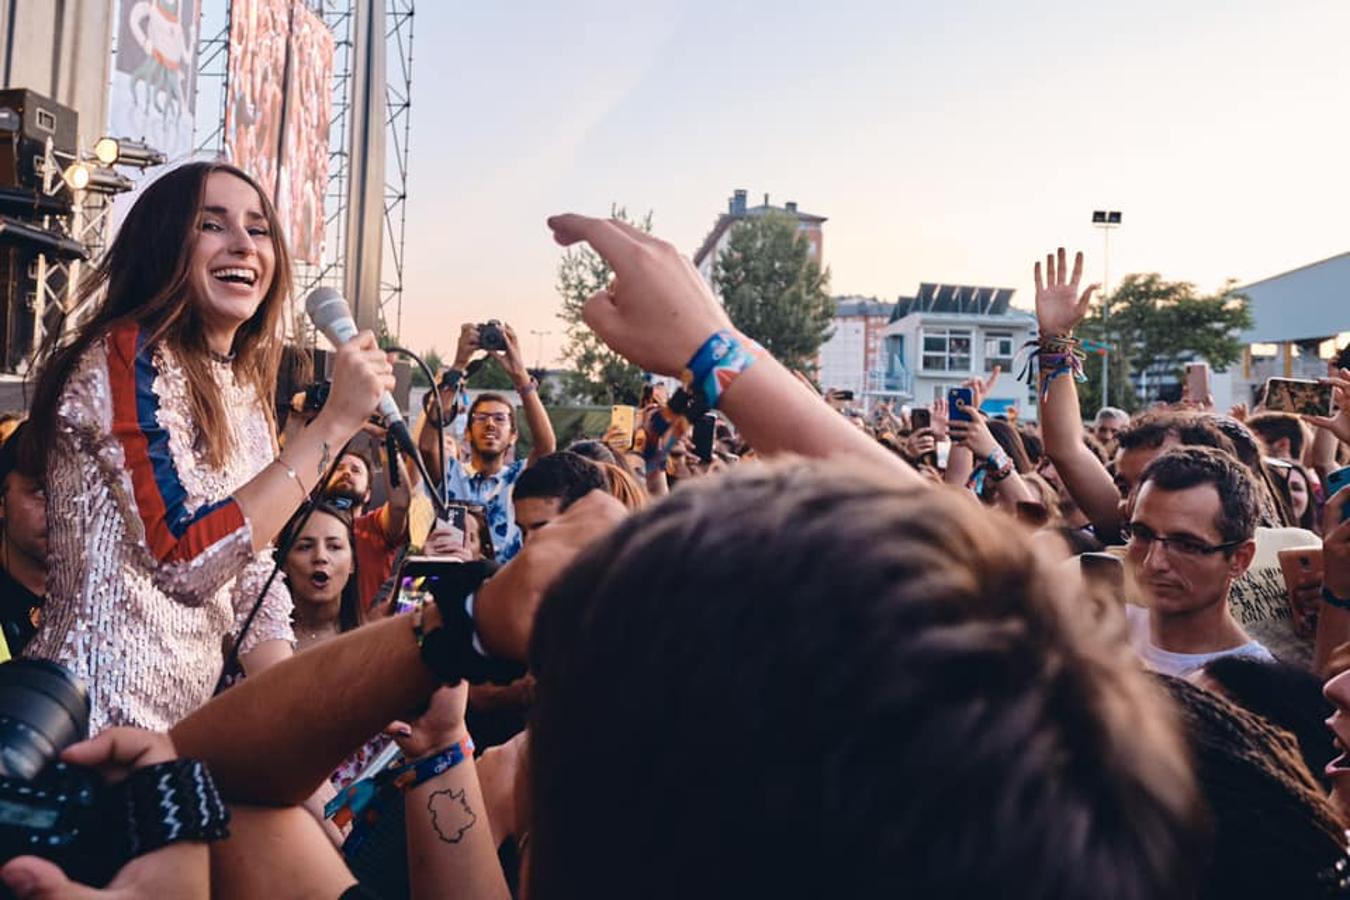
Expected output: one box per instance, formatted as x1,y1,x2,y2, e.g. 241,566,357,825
1122,446,1274,677
422,323,557,563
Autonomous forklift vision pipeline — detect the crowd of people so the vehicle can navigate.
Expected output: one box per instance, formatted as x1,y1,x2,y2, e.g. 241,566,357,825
0,165,1347,898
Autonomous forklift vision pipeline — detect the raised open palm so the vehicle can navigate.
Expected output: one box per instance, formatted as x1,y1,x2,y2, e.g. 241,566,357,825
1034,248,1099,338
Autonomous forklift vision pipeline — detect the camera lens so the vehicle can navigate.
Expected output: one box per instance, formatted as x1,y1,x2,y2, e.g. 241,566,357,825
0,659,89,780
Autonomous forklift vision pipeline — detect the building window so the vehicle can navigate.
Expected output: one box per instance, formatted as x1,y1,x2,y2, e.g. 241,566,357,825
921,328,972,372
985,331,1015,373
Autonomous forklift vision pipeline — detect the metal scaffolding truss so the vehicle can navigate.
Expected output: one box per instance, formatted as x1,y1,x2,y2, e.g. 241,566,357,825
192,0,414,346
382,0,414,340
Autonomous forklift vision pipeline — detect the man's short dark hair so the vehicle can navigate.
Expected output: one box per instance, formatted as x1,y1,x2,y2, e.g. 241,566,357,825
468,393,516,432
512,451,605,510
337,448,374,480
1138,446,1258,544
0,421,36,489
1116,411,1234,457
1245,412,1305,459
528,464,1203,899
567,440,618,466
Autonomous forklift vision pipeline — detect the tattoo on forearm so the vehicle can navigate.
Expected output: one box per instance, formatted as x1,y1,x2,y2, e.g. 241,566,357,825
317,440,331,481
428,788,477,844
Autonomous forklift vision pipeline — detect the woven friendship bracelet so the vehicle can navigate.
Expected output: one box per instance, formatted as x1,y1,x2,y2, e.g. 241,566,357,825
120,759,231,857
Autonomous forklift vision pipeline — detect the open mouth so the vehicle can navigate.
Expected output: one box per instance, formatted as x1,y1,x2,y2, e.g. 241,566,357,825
211,267,258,287
1327,734,1350,777
310,571,331,589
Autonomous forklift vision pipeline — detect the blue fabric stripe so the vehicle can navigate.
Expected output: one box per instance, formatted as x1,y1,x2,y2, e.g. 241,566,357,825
131,330,235,539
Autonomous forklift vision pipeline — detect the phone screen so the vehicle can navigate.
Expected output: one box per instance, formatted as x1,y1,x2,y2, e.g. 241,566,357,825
1185,362,1210,400
910,408,931,430
392,556,465,616
693,413,717,463
1264,378,1333,417
1328,466,1350,520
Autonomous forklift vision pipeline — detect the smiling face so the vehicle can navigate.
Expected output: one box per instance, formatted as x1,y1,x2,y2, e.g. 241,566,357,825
284,510,353,608
189,171,277,355
468,399,515,462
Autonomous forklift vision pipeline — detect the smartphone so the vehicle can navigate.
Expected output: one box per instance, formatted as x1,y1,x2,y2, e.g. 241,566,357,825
1185,362,1210,402
392,555,467,616
431,505,468,549
1263,377,1333,417
1277,546,1323,639
948,387,975,422
693,412,717,463
609,405,636,450
1328,466,1350,521
910,408,931,430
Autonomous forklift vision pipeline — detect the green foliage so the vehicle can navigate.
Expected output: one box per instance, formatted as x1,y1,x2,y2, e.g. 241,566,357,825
713,213,834,374
556,207,650,405
465,355,515,390
410,347,444,388
1074,274,1253,413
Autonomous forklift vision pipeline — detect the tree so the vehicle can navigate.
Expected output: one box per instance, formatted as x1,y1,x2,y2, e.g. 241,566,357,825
465,355,515,390
556,207,650,405
713,212,834,375
409,347,444,388
1073,274,1253,414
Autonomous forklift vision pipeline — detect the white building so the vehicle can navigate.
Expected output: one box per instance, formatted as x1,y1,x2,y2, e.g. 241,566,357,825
873,283,1035,418
817,297,892,400
693,189,826,290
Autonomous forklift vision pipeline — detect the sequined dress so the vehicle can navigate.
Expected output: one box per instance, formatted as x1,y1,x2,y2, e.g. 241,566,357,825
25,322,294,732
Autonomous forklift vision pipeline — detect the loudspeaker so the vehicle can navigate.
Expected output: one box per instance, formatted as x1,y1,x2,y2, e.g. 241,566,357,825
0,89,78,190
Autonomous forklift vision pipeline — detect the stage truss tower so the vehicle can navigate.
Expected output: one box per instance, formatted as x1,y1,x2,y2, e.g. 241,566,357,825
194,0,414,346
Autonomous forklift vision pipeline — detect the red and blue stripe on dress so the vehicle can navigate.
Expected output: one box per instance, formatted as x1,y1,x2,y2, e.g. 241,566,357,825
106,322,245,563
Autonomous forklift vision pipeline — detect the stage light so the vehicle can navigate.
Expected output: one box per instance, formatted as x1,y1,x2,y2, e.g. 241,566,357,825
84,166,134,194
93,137,165,169
93,137,118,165
62,162,89,191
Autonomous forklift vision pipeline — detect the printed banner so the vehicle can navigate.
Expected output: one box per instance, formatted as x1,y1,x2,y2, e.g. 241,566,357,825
108,0,202,162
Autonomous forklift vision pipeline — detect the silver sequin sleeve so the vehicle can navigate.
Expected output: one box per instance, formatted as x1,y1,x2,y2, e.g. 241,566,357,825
231,550,295,657
25,334,293,732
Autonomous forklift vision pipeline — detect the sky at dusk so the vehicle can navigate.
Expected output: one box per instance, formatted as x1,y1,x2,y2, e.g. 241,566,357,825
391,0,1349,367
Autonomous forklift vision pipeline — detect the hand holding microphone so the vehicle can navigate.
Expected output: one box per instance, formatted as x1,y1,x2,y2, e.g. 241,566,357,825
305,287,406,451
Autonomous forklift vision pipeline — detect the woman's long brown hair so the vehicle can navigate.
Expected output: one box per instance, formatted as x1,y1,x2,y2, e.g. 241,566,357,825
26,161,293,473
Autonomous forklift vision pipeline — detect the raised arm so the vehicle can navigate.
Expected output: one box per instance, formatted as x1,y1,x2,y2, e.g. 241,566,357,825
498,324,556,464
546,214,925,488
1034,248,1122,538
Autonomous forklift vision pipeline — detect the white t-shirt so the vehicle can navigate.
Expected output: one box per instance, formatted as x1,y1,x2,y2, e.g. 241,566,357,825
1125,604,1275,678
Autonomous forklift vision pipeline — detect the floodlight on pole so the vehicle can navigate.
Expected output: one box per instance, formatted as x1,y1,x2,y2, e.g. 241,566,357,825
62,162,90,192
92,137,166,169
529,329,552,370
1091,210,1122,406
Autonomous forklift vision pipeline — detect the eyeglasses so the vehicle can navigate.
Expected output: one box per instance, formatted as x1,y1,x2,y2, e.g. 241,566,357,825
471,413,510,426
1122,522,1245,558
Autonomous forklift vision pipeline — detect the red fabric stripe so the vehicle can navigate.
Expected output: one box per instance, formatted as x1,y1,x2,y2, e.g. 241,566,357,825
167,503,246,563
107,323,179,560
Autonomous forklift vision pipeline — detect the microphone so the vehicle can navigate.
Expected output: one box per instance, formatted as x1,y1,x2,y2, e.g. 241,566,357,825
304,287,417,458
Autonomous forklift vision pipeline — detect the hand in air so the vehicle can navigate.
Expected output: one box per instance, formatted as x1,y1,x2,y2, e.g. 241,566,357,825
1034,248,1099,339
321,330,396,436
547,214,735,376
1306,367,1350,446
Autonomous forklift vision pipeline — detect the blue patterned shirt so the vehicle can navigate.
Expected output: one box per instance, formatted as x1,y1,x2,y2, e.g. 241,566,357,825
441,457,525,563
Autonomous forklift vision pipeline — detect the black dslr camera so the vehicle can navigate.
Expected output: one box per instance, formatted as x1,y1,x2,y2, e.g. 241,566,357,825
0,659,128,891
476,320,507,352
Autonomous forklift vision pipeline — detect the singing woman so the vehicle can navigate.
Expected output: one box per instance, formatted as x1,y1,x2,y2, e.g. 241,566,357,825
22,161,394,730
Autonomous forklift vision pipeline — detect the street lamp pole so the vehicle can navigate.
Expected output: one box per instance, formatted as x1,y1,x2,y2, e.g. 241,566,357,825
529,329,552,371
1091,210,1121,407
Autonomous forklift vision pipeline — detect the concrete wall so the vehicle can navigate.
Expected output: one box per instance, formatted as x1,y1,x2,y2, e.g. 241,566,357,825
0,0,116,147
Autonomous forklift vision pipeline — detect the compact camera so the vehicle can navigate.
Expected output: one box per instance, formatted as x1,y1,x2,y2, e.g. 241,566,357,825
477,321,507,352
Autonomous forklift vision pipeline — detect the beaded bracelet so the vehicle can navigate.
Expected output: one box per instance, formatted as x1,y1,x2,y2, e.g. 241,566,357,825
682,331,758,412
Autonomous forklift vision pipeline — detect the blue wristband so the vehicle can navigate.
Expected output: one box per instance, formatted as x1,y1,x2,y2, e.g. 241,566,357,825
682,331,758,411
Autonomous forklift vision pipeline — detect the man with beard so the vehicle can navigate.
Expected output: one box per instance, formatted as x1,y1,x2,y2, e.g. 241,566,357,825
421,323,557,563
323,446,410,611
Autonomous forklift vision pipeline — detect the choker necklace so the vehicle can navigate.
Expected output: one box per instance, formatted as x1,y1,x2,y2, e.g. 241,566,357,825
208,349,235,364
